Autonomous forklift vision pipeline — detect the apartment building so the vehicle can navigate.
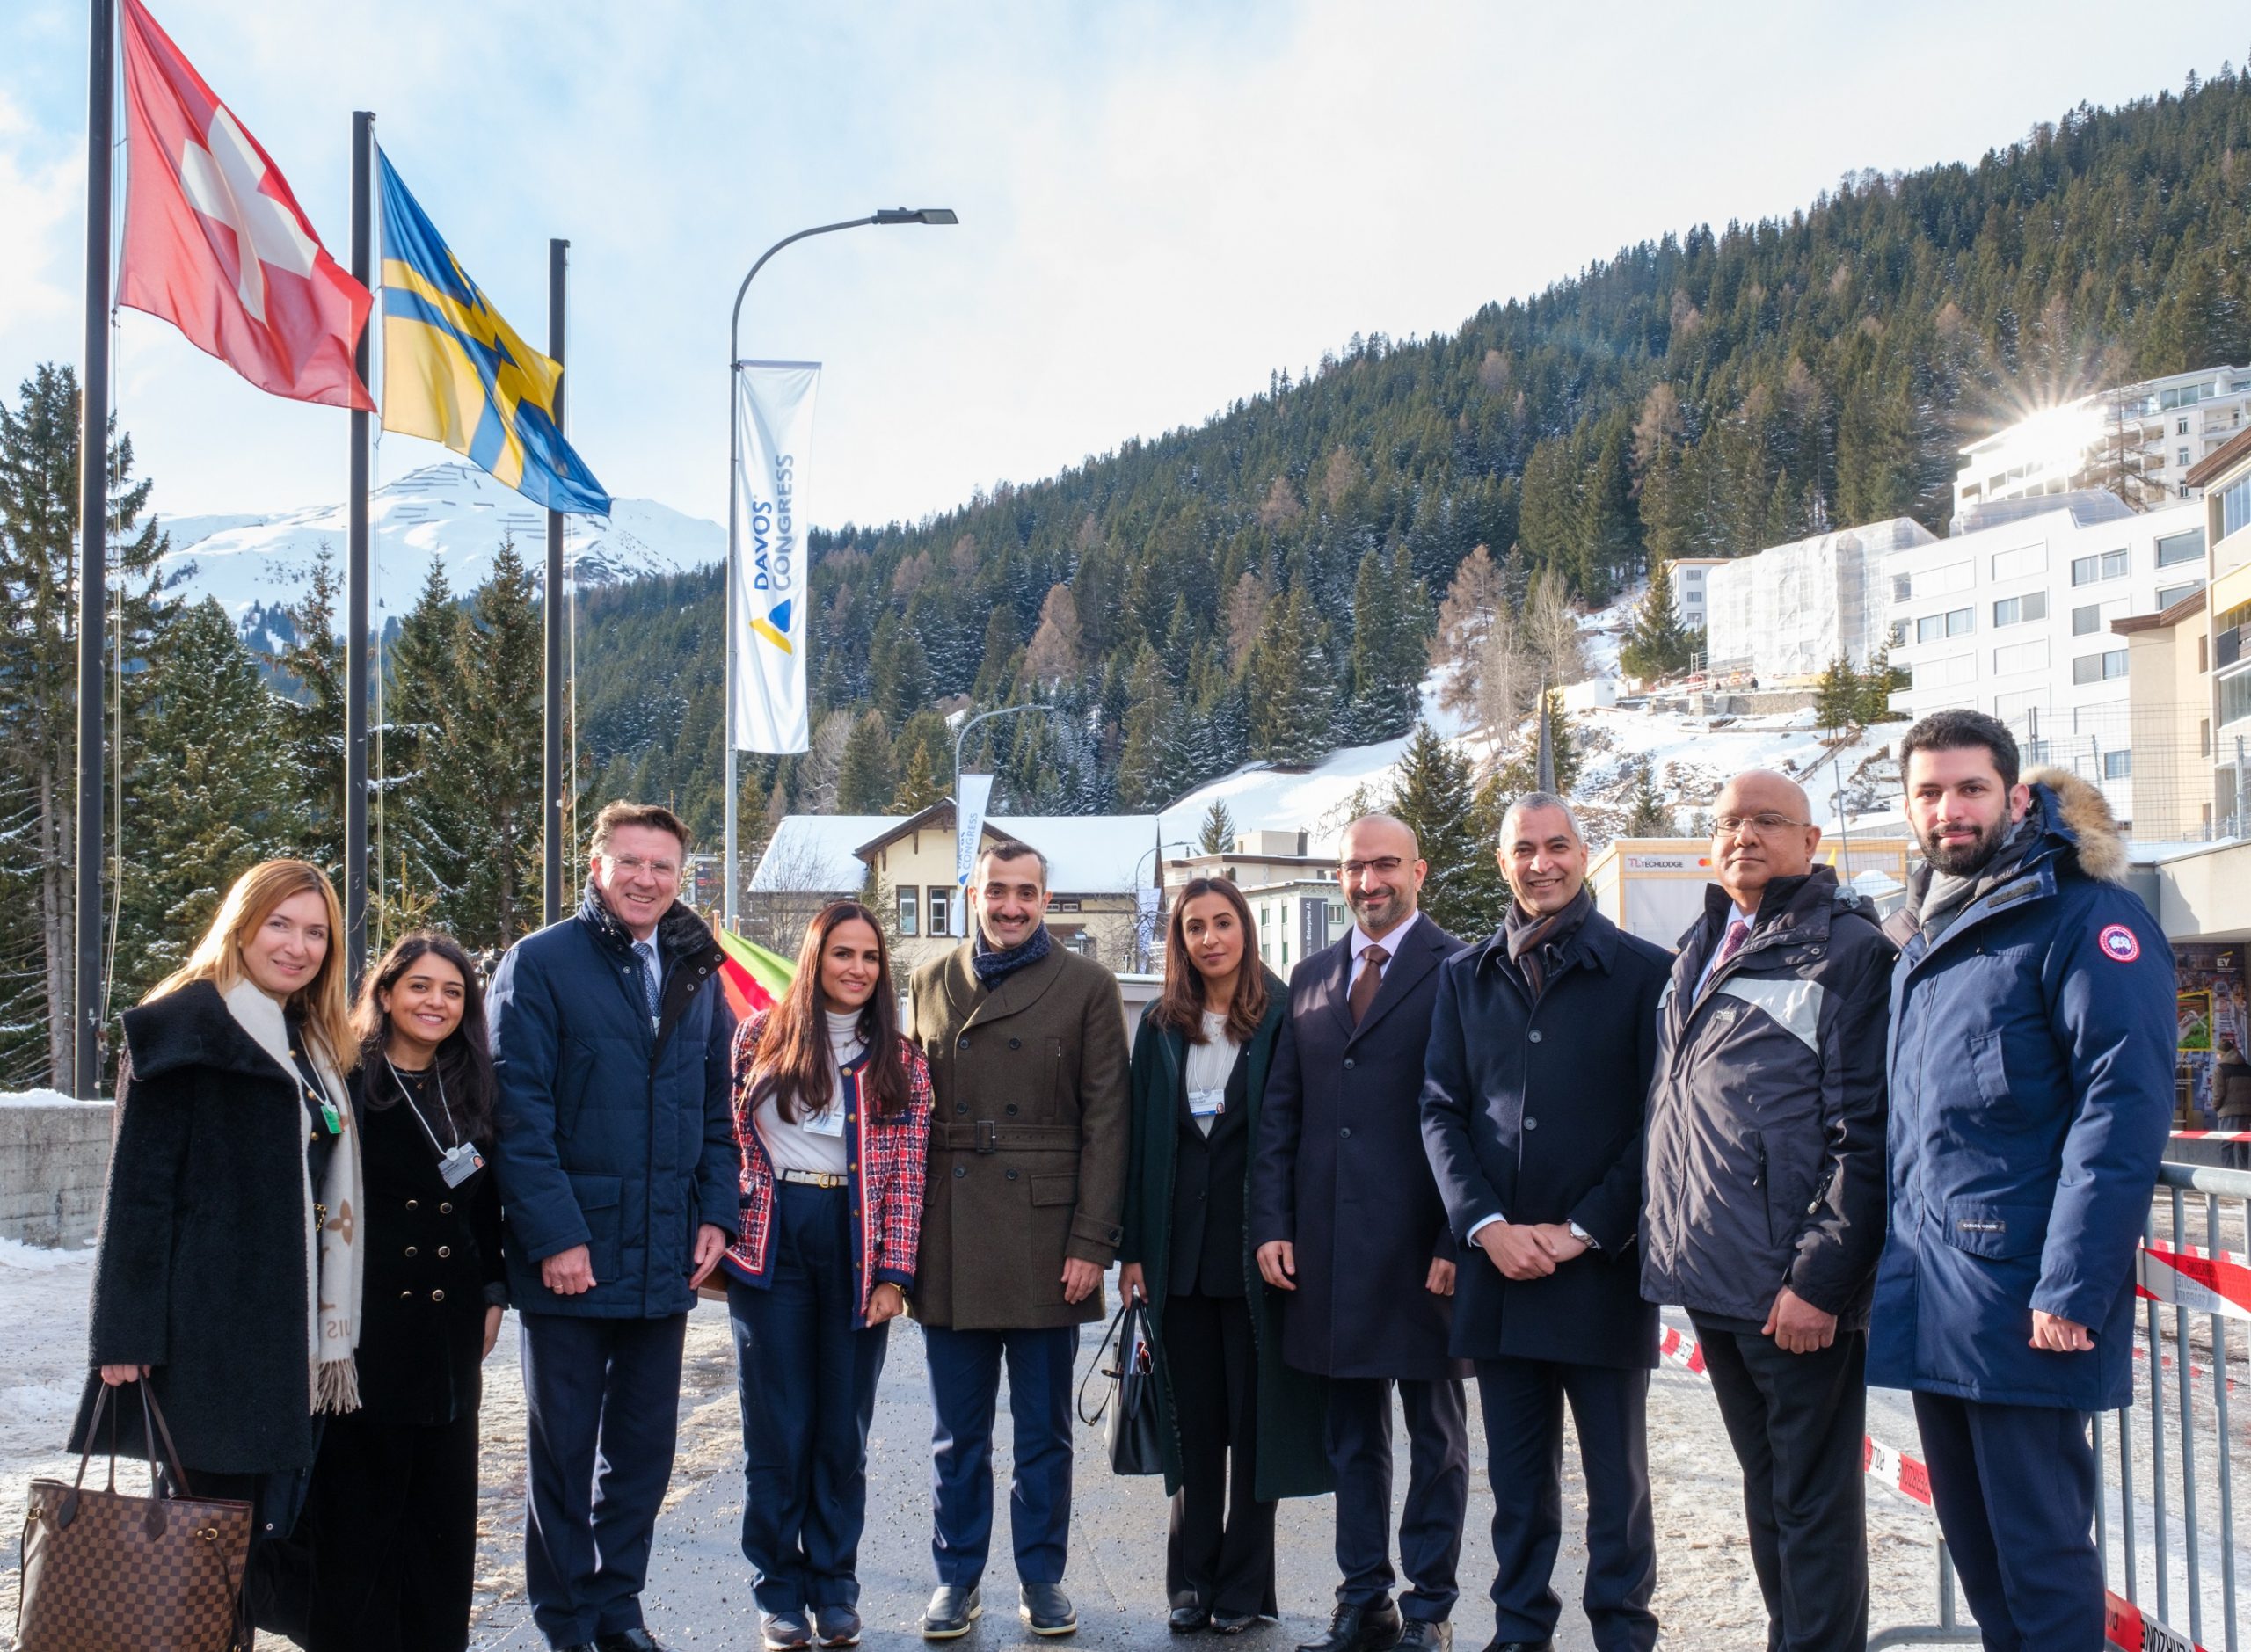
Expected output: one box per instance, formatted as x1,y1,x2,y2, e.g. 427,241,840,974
1953,363,2251,521
1884,491,2208,825
1666,557,1730,635
1702,517,1936,682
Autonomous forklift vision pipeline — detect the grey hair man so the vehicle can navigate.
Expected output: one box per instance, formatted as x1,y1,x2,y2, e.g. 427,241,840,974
1640,769,1895,1651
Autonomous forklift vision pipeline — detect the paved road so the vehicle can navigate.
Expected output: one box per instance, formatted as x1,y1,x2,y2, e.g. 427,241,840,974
474,1308,1602,1652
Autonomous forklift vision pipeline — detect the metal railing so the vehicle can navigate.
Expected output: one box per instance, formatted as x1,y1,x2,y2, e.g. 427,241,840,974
1874,1160,2250,1650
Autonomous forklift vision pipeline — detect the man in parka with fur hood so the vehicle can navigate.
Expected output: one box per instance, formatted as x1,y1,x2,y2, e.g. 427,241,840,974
1871,710,2174,1650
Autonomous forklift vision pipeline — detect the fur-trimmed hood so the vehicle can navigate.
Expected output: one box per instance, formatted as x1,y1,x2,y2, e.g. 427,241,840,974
2024,764,2130,886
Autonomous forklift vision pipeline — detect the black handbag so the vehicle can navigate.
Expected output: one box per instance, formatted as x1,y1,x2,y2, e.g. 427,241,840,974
1078,1294,1166,1475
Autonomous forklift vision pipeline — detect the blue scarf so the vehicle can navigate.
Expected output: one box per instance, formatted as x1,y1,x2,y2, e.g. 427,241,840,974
972,922,1052,987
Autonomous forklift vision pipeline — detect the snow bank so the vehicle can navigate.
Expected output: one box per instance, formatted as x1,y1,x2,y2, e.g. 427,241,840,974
0,1088,110,1110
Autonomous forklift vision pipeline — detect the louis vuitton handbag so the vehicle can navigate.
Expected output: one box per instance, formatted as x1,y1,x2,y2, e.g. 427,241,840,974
17,1379,252,1651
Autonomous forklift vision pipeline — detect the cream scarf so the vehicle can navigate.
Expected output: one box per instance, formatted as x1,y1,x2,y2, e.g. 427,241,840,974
222,979,365,1413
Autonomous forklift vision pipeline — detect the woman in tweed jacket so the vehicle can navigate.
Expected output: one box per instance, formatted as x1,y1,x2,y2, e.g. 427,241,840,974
722,900,934,1651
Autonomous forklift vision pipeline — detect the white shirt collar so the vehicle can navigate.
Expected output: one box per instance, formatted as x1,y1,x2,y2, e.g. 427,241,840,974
1352,911,1420,960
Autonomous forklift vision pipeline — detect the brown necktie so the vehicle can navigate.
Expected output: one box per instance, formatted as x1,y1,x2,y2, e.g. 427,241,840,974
1348,944,1389,1026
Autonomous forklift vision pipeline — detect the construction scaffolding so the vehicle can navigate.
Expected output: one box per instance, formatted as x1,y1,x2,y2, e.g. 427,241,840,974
1705,518,1936,687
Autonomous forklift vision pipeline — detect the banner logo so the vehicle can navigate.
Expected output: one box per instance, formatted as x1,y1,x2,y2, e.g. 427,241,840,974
732,363,820,753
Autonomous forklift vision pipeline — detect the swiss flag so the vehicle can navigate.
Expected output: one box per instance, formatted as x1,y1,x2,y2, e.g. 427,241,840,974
117,0,374,411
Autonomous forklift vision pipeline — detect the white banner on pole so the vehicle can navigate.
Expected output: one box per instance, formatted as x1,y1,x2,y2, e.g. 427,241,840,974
954,772,995,936
732,361,820,753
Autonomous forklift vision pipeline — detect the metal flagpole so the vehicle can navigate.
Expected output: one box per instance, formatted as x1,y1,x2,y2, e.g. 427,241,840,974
71,0,114,1096
545,237,567,927
345,111,374,990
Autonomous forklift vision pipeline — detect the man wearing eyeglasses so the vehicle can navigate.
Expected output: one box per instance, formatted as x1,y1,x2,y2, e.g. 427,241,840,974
1252,813,1470,1652
1640,770,1894,1652
488,801,739,1652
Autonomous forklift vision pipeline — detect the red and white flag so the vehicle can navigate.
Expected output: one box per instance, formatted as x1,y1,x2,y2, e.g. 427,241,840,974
117,0,374,410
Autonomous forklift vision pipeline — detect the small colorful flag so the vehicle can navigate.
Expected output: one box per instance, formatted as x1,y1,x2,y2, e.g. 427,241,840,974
116,0,374,409
716,928,797,1022
376,150,609,513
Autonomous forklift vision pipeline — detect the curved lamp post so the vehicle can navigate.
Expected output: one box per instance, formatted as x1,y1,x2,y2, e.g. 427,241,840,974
724,207,958,928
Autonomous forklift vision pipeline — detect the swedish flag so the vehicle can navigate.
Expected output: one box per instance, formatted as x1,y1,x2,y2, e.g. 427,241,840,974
377,151,609,514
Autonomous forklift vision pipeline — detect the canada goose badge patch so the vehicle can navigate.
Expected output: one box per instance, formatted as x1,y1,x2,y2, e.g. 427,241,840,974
2097,924,2140,964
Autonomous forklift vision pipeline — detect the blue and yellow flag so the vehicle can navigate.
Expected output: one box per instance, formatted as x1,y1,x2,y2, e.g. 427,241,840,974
376,151,608,514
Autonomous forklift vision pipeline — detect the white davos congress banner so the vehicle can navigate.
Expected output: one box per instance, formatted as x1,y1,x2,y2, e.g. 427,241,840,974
954,772,995,936
732,361,820,752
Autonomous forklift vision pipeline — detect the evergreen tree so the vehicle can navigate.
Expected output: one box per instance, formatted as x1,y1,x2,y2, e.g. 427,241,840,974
0,364,169,1084
1198,798,1238,855
1248,584,1337,767
1490,690,1583,798
1625,761,1671,835
1115,642,1185,809
1814,654,1861,733
116,600,294,1002
892,742,945,811
272,546,348,877
835,710,897,812
1577,423,1639,600
1855,643,1907,725
452,538,543,949
1619,558,1694,680
386,557,475,928
1346,542,1424,740
1389,725,1506,937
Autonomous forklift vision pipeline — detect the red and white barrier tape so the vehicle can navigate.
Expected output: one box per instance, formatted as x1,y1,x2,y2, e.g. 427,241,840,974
2137,1239,2251,1322
1654,1322,2212,1651
2168,1130,2251,1142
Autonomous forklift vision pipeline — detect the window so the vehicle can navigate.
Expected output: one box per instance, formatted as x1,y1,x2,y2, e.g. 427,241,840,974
1992,592,2047,627
1326,902,1347,927
928,887,951,938
2225,474,2251,540
1916,608,1972,643
2225,669,2251,728
1990,544,2046,581
897,887,919,937
1915,562,1973,599
2155,582,2204,610
1993,688,2049,726
2071,603,2103,636
2179,447,2191,467
2071,549,2130,586
2156,529,2205,567
1891,572,1913,604
1992,639,2049,675
1888,620,1910,648
1912,652,1977,690
2178,418,2192,436
2102,750,2131,780
2071,649,2129,685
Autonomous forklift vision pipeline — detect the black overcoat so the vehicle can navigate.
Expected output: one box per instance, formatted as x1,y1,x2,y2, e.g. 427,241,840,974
68,982,329,1474
349,1066,508,1425
1249,917,1470,1381
1118,980,1333,1502
1419,908,1670,1370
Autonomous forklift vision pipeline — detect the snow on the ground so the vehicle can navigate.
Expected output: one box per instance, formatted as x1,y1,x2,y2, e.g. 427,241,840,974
0,1237,98,1633
0,1088,109,1110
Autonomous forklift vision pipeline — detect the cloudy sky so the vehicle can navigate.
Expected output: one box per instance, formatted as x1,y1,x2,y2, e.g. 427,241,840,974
1,1,2243,531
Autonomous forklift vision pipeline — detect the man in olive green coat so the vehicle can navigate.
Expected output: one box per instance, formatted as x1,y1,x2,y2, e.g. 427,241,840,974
909,839,1131,1640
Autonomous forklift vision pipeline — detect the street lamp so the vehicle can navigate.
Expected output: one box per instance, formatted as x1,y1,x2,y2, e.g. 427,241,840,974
1133,840,1197,973
724,207,958,928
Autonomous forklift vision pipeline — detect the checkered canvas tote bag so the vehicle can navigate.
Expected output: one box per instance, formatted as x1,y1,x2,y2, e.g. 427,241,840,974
17,1380,251,1651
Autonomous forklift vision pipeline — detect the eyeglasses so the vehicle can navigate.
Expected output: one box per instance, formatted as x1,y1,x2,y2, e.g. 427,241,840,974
1340,856,1404,877
1712,813,1810,840
602,854,681,881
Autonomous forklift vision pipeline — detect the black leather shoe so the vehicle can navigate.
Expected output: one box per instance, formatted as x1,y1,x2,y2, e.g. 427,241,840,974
814,1605,863,1647
595,1633,668,1652
922,1585,981,1640
1477,1641,1554,1652
1170,1603,1213,1633
1020,1583,1078,1636
1396,1625,1450,1652
1297,1600,1403,1652
1212,1612,1259,1634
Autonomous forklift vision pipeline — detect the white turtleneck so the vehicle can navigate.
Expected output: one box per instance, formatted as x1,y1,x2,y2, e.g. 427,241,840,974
753,1008,866,1175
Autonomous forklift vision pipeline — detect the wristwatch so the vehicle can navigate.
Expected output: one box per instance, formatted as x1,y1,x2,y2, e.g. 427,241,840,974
1566,1220,1599,1250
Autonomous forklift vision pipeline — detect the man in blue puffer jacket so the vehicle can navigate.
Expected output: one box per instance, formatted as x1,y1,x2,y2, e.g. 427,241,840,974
1871,710,2174,1651
489,801,739,1652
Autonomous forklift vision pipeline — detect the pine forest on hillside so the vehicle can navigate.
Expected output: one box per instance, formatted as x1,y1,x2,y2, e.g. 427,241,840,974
5,66,2251,1083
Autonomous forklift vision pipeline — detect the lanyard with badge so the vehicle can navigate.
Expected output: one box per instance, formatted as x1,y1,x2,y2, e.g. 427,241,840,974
802,1045,864,1139
387,1056,484,1188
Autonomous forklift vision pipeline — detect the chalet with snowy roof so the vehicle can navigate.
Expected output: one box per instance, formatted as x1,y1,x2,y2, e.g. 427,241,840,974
747,802,1164,972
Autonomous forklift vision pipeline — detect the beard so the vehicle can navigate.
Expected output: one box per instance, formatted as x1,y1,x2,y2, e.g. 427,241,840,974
1920,814,2009,877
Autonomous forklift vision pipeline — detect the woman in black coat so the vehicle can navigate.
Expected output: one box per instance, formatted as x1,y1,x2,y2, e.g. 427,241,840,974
293,930,507,1652
71,859,366,1633
1118,878,1331,1634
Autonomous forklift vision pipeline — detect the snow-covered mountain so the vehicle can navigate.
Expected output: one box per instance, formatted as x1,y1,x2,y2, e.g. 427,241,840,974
153,462,725,644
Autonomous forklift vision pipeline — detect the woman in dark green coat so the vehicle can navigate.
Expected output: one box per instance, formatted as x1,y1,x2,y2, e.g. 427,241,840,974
1119,877,1332,1634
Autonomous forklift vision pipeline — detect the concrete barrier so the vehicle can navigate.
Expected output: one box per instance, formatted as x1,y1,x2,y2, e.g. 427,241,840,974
0,1091,114,1248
